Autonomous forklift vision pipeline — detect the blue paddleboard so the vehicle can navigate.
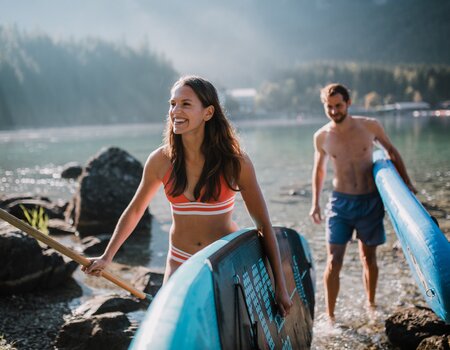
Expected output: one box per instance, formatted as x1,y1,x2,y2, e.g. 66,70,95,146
373,150,450,323
130,227,315,349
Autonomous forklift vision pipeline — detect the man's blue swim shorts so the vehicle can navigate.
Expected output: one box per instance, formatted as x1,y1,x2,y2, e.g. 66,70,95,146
325,191,386,246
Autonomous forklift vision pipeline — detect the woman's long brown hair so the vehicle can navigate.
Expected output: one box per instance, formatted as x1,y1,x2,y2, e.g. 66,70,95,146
163,76,243,202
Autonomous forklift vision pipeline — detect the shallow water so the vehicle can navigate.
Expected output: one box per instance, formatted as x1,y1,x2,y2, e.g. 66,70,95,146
1,116,449,349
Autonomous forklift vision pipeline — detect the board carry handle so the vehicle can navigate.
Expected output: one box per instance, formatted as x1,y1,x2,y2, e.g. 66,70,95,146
0,208,149,300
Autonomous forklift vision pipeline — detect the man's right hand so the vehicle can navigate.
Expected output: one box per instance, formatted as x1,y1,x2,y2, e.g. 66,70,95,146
309,206,322,224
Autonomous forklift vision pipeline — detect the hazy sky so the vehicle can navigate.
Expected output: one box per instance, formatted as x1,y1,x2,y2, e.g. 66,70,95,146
0,0,294,87
2,0,440,88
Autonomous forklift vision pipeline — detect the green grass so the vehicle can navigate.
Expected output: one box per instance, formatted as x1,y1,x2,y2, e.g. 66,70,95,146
20,205,49,234
20,205,50,248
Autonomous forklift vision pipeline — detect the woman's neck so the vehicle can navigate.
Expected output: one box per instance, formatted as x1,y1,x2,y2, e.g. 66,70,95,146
182,132,204,162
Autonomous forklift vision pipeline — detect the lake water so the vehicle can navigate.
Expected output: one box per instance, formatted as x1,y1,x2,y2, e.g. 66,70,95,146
1,116,449,349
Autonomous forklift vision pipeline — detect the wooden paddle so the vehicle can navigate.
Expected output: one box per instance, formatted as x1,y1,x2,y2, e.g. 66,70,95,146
0,208,151,301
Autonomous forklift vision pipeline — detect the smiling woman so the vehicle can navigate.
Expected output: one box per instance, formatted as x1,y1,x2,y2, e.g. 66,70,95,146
82,75,293,316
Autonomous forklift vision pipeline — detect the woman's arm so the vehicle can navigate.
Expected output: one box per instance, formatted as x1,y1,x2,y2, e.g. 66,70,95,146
83,147,167,275
237,154,293,317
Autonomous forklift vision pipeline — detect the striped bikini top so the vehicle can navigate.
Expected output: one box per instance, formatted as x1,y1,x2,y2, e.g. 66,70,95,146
162,167,236,216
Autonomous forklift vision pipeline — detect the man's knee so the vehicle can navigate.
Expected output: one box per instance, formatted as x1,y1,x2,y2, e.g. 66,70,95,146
360,251,377,268
327,254,344,271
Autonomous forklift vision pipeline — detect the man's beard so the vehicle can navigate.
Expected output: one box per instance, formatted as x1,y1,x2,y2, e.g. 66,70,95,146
331,112,347,124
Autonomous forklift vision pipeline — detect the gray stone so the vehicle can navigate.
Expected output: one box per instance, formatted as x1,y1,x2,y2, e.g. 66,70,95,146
0,230,77,294
55,312,135,350
74,294,147,318
417,335,450,350
61,162,83,179
72,147,152,236
385,305,450,350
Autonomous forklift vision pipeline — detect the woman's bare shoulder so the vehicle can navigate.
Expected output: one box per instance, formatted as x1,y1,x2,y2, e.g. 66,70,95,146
144,146,172,180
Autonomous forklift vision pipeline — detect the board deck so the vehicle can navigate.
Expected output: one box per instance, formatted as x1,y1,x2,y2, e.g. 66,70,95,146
130,227,315,349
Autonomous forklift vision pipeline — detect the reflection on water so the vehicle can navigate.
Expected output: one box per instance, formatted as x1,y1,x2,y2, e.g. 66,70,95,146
1,116,449,349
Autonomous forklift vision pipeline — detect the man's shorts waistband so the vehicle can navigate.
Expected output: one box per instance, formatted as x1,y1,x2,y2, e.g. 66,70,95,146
331,191,380,200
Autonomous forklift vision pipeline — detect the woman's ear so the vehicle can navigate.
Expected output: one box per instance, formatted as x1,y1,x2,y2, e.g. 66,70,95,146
204,105,214,121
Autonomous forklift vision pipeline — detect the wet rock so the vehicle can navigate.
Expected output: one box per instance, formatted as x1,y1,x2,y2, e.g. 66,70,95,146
70,147,152,237
74,294,146,318
48,218,77,235
0,193,51,207
55,311,135,350
288,188,310,197
131,266,164,297
61,162,83,179
385,305,450,350
0,230,78,294
81,235,112,256
417,335,450,350
3,197,67,220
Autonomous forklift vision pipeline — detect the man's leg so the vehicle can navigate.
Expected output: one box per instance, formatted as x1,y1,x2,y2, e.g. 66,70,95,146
323,243,347,320
358,241,378,307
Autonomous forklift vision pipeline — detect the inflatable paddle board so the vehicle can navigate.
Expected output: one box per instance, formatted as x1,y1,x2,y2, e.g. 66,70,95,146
130,227,315,349
373,150,450,323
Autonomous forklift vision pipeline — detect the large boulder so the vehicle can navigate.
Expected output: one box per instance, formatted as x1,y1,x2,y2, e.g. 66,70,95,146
72,147,152,237
0,230,78,294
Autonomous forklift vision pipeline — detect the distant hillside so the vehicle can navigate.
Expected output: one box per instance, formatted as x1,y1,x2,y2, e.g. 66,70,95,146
260,0,450,66
0,26,177,129
114,0,450,86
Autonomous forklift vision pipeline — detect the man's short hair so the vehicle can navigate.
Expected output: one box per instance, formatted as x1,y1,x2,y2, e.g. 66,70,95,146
320,83,351,103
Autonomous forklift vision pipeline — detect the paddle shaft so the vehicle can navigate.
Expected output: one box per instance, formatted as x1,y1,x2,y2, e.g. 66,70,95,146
0,208,147,300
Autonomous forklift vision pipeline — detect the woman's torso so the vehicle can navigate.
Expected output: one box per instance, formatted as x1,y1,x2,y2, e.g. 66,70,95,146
157,150,239,254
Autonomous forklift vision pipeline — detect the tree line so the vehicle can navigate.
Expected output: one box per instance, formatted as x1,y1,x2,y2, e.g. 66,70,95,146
2,25,450,128
0,26,177,129
256,62,450,115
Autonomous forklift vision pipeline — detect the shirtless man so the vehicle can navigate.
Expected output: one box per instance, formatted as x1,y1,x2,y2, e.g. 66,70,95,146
309,83,416,322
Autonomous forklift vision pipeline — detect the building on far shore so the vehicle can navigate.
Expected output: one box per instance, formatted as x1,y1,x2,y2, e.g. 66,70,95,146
377,101,430,115
224,88,257,115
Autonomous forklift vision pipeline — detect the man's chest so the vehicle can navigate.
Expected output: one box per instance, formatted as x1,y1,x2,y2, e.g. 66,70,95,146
323,130,374,161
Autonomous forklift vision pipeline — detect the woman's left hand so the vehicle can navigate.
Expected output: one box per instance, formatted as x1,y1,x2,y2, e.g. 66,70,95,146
275,287,293,317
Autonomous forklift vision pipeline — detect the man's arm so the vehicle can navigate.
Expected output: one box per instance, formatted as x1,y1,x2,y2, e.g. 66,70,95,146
310,130,328,224
371,119,417,193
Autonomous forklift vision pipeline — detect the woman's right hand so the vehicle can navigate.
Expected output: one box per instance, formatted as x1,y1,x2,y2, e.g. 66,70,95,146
81,256,111,277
